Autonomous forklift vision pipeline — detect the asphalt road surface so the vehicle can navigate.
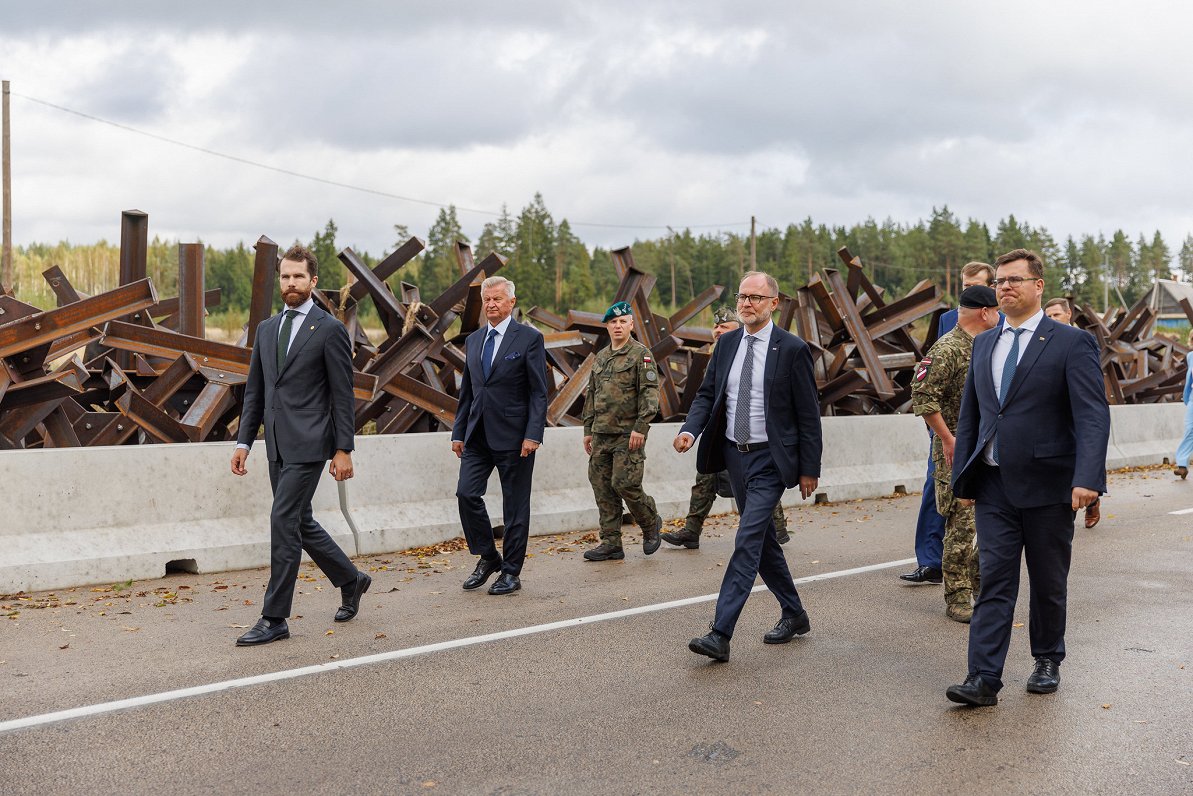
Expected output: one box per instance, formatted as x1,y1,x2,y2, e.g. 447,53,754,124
1,465,1190,795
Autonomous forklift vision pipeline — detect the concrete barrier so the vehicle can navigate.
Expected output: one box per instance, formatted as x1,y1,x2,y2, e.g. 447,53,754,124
0,443,351,594
2,405,1185,593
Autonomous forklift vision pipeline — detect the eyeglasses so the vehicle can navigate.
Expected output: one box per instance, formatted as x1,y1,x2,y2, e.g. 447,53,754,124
734,293,777,305
992,276,1042,287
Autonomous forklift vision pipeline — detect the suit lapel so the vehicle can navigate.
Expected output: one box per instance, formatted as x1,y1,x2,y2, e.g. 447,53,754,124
763,328,782,412
976,326,999,408
278,305,322,379
716,328,744,398
1000,316,1054,408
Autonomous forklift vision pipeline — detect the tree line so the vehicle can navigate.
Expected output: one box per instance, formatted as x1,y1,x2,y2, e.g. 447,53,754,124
10,196,1193,320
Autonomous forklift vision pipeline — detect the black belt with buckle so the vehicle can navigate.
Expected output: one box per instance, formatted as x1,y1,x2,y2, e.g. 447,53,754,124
735,441,769,453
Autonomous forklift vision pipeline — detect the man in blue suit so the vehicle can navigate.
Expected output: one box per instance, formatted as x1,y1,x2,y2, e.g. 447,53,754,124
676,271,823,662
901,261,995,586
452,276,548,596
946,249,1109,706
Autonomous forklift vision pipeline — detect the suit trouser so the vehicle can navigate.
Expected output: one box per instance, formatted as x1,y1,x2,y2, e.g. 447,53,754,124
262,457,357,619
685,471,788,537
968,463,1075,692
712,441,804,638
914,441,946,569
1176,400,1193,467
456,429,535,576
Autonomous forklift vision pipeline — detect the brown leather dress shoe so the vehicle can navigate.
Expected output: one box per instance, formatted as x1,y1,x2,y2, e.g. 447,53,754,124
1083,498,1101,529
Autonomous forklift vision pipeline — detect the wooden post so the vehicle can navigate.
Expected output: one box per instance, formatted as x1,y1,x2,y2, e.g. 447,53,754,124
750,215,757,270
2,80,12,292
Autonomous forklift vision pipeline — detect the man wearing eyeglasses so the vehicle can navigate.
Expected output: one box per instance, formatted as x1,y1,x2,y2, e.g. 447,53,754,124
675,272,823,662
945,249,1109,707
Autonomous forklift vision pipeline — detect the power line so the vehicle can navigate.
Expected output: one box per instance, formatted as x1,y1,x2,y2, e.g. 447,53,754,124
14,92,750,232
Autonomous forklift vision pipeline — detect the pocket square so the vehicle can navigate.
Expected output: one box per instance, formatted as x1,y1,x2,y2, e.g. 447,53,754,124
504,351,522,360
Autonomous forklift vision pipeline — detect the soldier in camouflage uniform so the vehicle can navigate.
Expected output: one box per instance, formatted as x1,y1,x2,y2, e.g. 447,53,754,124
662,307,789,550
911,285,1000,623
582,301,663,561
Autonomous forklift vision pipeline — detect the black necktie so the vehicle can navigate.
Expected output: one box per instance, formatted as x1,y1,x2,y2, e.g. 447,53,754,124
277,309,299,371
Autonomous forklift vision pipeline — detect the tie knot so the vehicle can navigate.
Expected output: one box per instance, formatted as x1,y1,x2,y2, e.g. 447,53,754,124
488,328,499,339
285,309,299,319
745,335,756,347
1008,327,1025,338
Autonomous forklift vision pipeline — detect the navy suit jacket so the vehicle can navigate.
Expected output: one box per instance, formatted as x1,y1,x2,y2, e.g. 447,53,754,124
238,304,356,463
452,317,548,451
952,315,1109,507
680,325,823,488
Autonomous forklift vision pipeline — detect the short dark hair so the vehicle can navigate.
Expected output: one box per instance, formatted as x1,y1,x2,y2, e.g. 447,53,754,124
279,244,318,278
994,248,1044,279
961,262,994,285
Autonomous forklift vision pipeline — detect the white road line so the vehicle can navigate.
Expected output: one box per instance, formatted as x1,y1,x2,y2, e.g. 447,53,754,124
1168,508,1193,515
0,556,916,735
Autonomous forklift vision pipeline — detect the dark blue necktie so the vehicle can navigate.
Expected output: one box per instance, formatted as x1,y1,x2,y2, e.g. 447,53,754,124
993,328,1026,464
481,328,498,380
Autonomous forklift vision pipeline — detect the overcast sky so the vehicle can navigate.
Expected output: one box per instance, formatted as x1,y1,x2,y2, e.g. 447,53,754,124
2,1,1191,259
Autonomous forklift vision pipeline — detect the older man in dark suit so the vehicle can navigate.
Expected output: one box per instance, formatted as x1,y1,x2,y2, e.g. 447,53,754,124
946,248,1109,706
452,276,548,596
676,271,823,662
230,244,371,646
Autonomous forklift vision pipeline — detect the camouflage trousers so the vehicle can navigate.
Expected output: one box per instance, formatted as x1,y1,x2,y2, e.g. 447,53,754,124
685,471,788,537
588,433,660,546
935,477,980,605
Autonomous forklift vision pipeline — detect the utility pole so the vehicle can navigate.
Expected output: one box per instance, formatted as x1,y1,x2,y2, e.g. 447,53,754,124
665,225,676,308
2,80,12,292
749,215,756,270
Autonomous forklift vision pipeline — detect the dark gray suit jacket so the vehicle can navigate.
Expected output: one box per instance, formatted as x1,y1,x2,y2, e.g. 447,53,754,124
237,303,356,463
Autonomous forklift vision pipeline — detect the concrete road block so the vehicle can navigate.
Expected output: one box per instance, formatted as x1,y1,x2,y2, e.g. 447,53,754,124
1107,403,1185,468
0,443,351,594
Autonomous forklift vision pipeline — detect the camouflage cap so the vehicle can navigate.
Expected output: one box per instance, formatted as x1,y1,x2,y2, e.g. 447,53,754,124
712,306,740,326
602,301,633,323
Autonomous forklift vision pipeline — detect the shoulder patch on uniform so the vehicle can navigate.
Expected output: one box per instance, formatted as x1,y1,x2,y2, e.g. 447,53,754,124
646,370,656,381
642,355,652,363
915,357,931,382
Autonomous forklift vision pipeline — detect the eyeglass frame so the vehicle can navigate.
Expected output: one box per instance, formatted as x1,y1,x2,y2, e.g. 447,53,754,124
992,276,1043,287
734,293,778,305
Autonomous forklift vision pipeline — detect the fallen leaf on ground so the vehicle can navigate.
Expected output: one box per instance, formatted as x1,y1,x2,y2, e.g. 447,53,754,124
122,626,141,632
325,630,334,636
1102,703,1112,709
59,644,69,650
1013,622,1025,628
229,624,250,629
375,633,387,640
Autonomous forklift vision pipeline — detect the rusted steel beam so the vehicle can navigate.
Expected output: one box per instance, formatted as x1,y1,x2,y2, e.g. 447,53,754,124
822,268,896,399
42,265,85,306
546,352,594,426
178,243,206,338
381,370,458,427
0,367,85,409
0,398,65,443
528,307,567,331
246,235,278,348
116,388,191,443
101,319,250,371
0,279,158,359
42,406,82,447
119,210,148,286
669,285,725,331
454,241,475,278
543,331,586,349
339,247,406,331
147,289,221,319
430,253,505,321
180,382,236,442
348,236,424,302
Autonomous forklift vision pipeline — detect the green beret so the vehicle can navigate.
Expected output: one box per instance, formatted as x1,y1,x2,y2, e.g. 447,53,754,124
713,306,739,326
603,301,633,323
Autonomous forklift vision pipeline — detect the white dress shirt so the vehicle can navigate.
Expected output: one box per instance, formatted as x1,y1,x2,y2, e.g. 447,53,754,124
983,308,1044,465
484,314,514,370
724,321,773,445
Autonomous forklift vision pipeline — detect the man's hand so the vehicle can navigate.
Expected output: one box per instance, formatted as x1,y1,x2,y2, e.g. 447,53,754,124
959,498,976,508
583,435,593,456
674,434,693,453
798,475,818,500
628,430,646,451
942,434,956,468
1072,487,1099,511
451,440,464,459
521,439,541,457
230,448,248,476
329,451,354,481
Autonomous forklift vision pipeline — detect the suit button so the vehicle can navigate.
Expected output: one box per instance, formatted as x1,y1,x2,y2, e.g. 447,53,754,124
997,413,1003,419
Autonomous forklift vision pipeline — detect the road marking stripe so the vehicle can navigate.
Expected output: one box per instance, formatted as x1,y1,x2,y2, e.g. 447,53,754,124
1168,508,1193,515
0,556,916,734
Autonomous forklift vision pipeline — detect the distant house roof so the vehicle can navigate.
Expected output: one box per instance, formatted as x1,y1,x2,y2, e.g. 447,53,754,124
1142,279,1193,319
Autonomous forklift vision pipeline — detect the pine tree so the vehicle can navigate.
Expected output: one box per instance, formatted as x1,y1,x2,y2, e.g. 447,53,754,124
423,206,469,299
509,193,556,308
309,219,343,291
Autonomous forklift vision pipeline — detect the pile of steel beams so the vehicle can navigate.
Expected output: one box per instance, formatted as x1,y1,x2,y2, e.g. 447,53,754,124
1,212,1183,449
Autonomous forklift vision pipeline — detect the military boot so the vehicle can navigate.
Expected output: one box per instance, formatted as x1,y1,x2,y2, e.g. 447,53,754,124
643,517,662,555
946,602,973,624
661,528,700,549
584,542,625,561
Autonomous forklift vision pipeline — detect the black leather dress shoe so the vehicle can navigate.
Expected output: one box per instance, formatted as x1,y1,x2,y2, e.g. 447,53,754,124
661,529,700,549
1026,658,1060,694
689,628,731,662
462,557,502,590
335,571,372,622
643,517,662,555
235,618,290,647
763,610,811,644
488,573,521,595
899,566,943,584
946,674,998,706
